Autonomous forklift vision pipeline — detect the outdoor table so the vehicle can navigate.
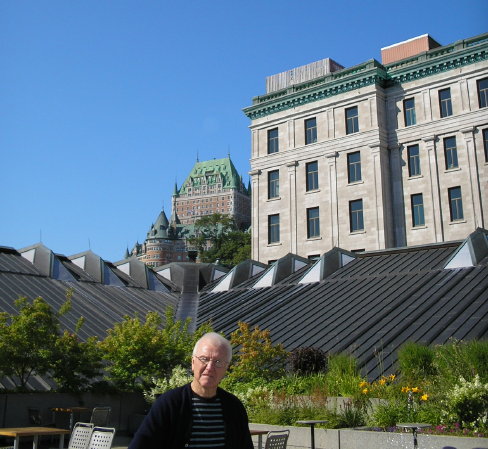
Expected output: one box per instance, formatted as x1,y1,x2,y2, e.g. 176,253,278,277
0,426,70,449
51,406,90,430
296,420,327,449
396,423,432,448
250,429,268,449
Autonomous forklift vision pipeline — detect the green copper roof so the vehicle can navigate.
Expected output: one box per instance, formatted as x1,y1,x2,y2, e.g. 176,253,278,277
243,32,488,120
177,156,247,196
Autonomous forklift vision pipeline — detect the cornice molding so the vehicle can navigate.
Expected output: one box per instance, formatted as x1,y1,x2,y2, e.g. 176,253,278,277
243,35,488,121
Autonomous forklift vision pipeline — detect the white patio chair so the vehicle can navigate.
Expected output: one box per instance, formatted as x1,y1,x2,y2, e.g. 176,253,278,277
264,430,290,449
67,422,94,449
86,427,116,449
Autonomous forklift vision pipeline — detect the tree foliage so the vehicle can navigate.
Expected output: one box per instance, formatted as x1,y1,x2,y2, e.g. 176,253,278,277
100,308,212,390
188,213,251,266
0,296,60,389
228,322,288,383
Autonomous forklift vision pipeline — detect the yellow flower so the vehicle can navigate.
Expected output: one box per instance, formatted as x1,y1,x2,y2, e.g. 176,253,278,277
362,388,369,394
421,394,429,401
359,381,368,388
401,386,410,393
389,374,396,381
379,378,386,385
411,387,420,393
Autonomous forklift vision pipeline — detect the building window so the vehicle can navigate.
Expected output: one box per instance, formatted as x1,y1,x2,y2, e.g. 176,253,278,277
306,161,319,191
411,193,425,227
347,151,362,183
483,129,488,162
439,88,453,118
307,207,320,238
345,106,359,134
268,214,280,244
305,118,317,144
407,144,421,177
404,98,416,126
349,199,364,232
478,78,488,108
268,170,279,199
444,136,458,170
267,128,279,154
448,186,464,221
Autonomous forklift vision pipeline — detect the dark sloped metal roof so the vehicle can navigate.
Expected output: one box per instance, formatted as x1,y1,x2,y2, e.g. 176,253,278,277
197,232,488,380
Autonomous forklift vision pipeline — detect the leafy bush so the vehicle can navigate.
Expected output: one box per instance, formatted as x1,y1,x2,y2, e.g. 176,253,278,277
398,341,437,383
289,347,327,375
325,353,363,396
227,322,288,383
434,339,488,387
144,365,192,403
442,375,488,431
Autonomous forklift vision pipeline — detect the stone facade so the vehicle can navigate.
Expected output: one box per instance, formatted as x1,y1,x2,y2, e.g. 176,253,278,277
244,33,488,264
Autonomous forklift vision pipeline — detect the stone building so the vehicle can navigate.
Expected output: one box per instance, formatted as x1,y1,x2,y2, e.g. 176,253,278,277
244,32,488,264
129,156,251,266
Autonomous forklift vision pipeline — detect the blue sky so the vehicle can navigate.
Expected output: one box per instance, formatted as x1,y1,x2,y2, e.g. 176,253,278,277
1,0,486,262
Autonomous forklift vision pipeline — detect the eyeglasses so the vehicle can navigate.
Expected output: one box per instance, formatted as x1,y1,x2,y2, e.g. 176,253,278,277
194,355,228,368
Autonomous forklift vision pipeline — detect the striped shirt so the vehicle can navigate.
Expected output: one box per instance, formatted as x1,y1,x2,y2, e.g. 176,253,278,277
188,392,226,448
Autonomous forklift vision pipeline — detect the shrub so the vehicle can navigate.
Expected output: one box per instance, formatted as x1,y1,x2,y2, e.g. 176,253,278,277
325,353,363,397
434,339,488,388
144,365,192,403
398,341,437,383
442,375,488,431
228,322,288,383
289,347,327,375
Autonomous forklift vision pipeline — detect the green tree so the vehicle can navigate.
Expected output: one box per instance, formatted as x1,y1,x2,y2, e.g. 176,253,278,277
200,230,251,266
228,322,288,383
101,308,212,391
51,328,103,392
188,213,251,266
0,296,61,389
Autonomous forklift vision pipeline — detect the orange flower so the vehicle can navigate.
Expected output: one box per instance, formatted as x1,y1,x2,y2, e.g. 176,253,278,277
362,388,369,394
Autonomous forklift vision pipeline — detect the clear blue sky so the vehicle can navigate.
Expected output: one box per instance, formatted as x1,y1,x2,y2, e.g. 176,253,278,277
1,0,486,262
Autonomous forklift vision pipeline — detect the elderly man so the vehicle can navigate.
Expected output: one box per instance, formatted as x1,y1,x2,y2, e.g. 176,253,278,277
129,332,253,449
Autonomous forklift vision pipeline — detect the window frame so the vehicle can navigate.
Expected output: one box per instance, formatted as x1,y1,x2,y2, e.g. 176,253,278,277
268,214,280,244
404,98,417,126
444,136,458,170
448,186,464,222
306,161,319,191
305,118,317,145
306,207,320,239
267,128,279,154
407,144,421,177
349,199,364,233
439,88,453,118
345,106,359,134
347,151,362,183
267,170,280,199
478,78,488,108
411,193,425,227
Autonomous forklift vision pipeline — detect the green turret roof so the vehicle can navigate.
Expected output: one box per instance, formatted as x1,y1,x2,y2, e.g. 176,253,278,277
177,156,246,195
147,210,170,239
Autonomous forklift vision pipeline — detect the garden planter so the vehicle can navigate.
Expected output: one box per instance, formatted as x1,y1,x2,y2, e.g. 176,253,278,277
249,424,488,449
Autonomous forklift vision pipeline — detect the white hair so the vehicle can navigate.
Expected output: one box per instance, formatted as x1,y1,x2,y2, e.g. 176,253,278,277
192,332,232,362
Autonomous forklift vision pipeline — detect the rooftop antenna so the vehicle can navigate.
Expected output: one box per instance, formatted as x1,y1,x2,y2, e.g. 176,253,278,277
196,151,199,162
88,238,91,250
39,229,42,243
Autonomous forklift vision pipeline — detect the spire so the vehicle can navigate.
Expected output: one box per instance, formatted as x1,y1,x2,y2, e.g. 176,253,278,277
124,247,130,259
173,180,179,196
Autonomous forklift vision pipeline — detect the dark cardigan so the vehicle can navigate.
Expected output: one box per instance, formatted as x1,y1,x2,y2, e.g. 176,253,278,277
128,383,254,449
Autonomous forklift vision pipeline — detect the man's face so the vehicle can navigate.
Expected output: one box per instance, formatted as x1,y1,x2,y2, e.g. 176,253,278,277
191,340,229,393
